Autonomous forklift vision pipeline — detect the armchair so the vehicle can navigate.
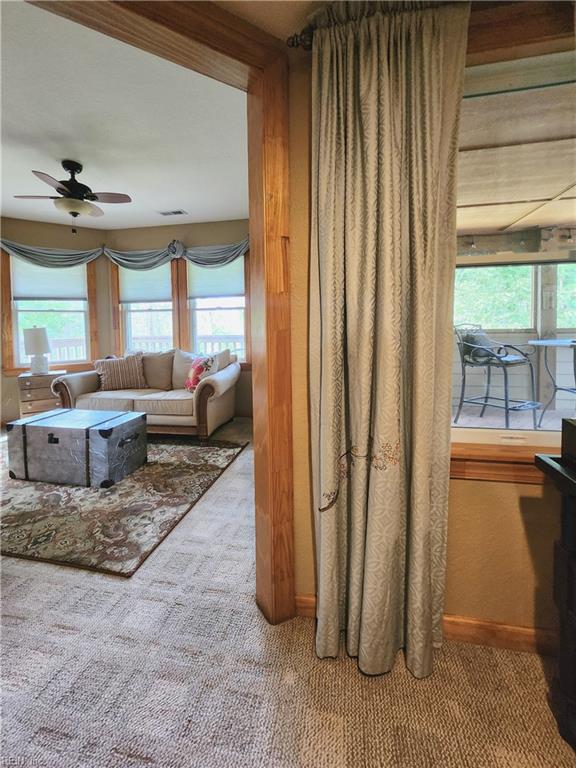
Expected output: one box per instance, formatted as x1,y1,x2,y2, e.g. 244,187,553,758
454,324,540,429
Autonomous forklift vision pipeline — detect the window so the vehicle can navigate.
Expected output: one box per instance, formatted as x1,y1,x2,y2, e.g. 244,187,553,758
452,51,576,439
452,258,576,435
557,263,576,329
11,258,89,364
454,265,534,330
119,264,173,352
187,257,246,360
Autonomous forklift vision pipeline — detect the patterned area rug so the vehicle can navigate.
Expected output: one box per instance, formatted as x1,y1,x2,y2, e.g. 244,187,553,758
0,436,246,576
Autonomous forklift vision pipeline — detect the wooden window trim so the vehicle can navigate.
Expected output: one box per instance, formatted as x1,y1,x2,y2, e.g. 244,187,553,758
1,247,99,374
86,260,99,360
109,261,123,356
174,258,190,351
450,443,558,484
244,249,252,364
170,259,183,349
1,249,14,371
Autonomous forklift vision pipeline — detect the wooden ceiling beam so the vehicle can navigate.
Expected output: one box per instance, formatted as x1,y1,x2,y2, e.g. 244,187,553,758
467,1,575,66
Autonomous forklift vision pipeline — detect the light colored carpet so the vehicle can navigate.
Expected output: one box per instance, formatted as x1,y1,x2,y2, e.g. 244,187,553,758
2,419,575,768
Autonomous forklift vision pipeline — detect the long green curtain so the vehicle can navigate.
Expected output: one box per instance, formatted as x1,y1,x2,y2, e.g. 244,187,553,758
309,1,470,678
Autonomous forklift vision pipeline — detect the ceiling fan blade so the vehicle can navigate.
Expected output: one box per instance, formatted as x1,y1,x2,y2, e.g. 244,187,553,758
86,202,104,217
32,170,70,193
14,195,59,199
90,193,132,203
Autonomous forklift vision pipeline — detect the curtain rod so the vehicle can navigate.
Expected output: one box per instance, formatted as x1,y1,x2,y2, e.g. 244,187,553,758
286,25,314,50
286,24,576,97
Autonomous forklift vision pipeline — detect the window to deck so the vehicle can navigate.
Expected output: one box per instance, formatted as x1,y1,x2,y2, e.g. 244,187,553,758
452,51,576,435
187,257,246,360
11,258,90,364
452,260,576,432
119,263,174,352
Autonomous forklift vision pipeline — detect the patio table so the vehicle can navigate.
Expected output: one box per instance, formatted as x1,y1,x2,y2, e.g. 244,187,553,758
528,339,576,427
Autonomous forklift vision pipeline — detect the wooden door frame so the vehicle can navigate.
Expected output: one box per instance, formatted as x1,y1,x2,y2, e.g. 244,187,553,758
31,0,295,624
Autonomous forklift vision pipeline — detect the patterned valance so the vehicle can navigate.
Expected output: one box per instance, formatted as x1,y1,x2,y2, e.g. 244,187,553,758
0,236,249,270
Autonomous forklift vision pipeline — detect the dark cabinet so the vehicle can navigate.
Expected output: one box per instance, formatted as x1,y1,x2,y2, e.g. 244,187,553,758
536,418,576,751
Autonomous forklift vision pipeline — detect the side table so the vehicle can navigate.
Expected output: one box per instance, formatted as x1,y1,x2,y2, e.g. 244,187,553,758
18,370,66,417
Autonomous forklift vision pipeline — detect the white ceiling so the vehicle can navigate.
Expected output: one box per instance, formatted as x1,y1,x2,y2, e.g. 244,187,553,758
0,2,248,230
3,4,574,237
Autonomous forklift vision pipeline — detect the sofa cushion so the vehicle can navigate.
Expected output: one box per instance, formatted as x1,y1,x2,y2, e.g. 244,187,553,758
75,389,160,412
94,352,147,391
172,349,197,389
142,350,174,390
137,389,195,417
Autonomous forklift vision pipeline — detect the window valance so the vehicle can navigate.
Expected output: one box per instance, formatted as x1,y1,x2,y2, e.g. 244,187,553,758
0,236,249,270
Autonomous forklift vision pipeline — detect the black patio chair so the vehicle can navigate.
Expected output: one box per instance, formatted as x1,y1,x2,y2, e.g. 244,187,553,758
454,324,540,429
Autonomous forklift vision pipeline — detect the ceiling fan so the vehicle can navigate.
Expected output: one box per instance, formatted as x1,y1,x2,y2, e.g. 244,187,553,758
14,159,132,218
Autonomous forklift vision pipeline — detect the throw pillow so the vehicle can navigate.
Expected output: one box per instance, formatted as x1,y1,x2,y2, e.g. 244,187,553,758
172,348,232,389
462,331,495,360
172,349,198,389
142,350,174,390
213,349,231,371
184,356,215,392
94,352,147,391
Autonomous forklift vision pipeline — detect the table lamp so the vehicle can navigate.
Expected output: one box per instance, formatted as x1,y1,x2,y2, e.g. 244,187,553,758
23,327,50,374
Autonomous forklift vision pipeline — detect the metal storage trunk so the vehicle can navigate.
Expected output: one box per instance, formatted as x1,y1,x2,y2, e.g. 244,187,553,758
7,409,147,488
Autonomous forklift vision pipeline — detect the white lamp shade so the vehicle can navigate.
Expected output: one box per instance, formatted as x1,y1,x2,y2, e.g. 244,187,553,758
23,327,50,355
54,197,94,217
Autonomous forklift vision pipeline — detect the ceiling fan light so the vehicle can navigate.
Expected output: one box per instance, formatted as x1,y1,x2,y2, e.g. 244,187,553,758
54,197,93,217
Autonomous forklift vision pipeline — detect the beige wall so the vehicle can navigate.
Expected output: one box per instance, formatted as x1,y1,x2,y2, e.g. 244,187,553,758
105,219,248,250
445,480,560,629
286,52,560,632
1,216,252,422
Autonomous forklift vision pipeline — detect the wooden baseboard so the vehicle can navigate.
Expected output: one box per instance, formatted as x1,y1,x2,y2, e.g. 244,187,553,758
295,593,316,618
295,594,557,655
443,614,557,655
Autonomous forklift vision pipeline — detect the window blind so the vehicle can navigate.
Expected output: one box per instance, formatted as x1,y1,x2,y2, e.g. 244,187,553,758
11,257,87,300
187,256,244,299
119,263,172,303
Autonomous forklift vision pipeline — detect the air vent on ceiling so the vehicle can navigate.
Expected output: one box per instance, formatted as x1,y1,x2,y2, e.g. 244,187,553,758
158,209,188,216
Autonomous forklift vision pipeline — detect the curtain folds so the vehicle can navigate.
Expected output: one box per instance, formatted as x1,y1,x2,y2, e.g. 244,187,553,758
309,0,470,678
184,236,250,268
104,243,179,270
0,240,102,268
0,237,249,270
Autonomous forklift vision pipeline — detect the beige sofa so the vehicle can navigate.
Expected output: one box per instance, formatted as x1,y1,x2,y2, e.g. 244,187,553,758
51,349,241,438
